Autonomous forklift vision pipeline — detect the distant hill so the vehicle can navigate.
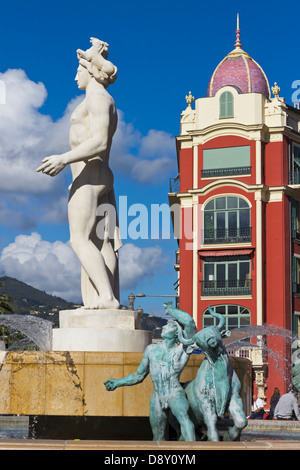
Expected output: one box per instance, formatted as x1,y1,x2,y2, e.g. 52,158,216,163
141,314,167,339
0,276,167,335
0,276,77,327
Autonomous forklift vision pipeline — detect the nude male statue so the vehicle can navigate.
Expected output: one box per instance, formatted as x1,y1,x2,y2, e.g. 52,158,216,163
104,303,197,441
37,39,121,309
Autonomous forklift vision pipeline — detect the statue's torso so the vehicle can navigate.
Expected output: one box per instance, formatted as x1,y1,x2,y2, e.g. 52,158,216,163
148,344,187,405
69,91,117,181
70,98,90,147
69,98,91,179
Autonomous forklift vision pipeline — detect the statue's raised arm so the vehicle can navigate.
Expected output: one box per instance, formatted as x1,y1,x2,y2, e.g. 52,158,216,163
163,302,197,339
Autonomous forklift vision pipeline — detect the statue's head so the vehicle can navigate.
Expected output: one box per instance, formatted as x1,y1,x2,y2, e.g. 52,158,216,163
77,37,117,88
75,64,91,90
176,305,230,355
191,326,224,351
161,320,179,341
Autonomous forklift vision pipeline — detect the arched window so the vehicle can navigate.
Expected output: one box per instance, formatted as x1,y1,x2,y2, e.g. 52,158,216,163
203,195,251,244
220,91,234,118
202,304,251,330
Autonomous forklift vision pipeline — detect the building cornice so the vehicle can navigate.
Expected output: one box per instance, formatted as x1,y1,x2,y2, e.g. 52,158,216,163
175,123,269,145
175,123,300,146
169,182,300,203
270,126,300,144
187,179,265,196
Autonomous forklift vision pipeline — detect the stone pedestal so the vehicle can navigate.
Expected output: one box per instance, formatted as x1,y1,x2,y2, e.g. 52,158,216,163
52,308,152,353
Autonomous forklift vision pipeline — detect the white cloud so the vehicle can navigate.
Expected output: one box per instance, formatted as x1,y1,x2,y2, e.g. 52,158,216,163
0,69,81,195
0,234,169,303
139,129,175,159
110,110,176,184
0,232,81,302
119,242,167,290
0,69,83,228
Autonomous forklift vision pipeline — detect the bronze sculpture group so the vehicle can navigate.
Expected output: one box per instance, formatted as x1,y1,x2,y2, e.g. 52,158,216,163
105,303,248,442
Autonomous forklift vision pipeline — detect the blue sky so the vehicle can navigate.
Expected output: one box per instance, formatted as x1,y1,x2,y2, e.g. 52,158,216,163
0,0,299,315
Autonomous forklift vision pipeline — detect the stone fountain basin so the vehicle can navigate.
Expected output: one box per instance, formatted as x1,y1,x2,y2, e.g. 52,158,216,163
0,351,252,417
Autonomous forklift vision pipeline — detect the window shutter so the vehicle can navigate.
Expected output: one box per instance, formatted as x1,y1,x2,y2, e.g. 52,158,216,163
220,91,234,118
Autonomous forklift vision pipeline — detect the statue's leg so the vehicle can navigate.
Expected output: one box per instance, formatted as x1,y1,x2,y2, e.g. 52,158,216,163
99,209,118,297
168,410,181,440
149,392,167,441
202,407,219,441
225,395,248,441
169,392,195,442
68,182,119,309
82,192,120,304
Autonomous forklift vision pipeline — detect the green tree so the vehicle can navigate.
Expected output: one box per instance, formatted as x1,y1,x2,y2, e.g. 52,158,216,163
0,282,14,314
0,282,15,347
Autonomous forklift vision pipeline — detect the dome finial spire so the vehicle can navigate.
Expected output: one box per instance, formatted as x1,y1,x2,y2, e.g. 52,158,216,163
234,13,242,49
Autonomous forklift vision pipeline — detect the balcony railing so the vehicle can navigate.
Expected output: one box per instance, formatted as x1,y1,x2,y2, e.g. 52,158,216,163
203,227,252,244
169,174,180,193
201,166,251,178
227,348,250,358
200,279,252,296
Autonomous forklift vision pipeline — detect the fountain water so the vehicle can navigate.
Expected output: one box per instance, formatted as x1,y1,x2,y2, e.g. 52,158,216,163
225,324,294,353
225,324,294,344
224,324,296,395
0,315,53,351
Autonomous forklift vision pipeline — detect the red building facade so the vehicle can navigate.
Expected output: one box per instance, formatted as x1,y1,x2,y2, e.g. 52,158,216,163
169,26,300,403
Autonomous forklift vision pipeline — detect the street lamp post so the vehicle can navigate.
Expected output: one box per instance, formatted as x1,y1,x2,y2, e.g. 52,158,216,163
128,293,136,310
136,293,179,308
136,294,177,298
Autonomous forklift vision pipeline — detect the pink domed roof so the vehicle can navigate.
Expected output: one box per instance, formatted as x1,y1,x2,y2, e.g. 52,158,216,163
207,25,270,99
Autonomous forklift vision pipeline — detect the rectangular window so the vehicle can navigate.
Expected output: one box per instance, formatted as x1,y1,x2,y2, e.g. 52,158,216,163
292,256,300,294
228,263,237,281
217,263,226,282
203,146,250,170
204,263,214,282
228,317,239,328
216,211,225,232
202,146,251,178
291,198,300,240
201,257,251,296
228,212,237,232
291,144,300,184
204,211,214,235
239,209,250,228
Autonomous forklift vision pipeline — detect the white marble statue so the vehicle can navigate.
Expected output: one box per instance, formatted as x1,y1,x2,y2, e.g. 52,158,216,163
37,38,122,310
